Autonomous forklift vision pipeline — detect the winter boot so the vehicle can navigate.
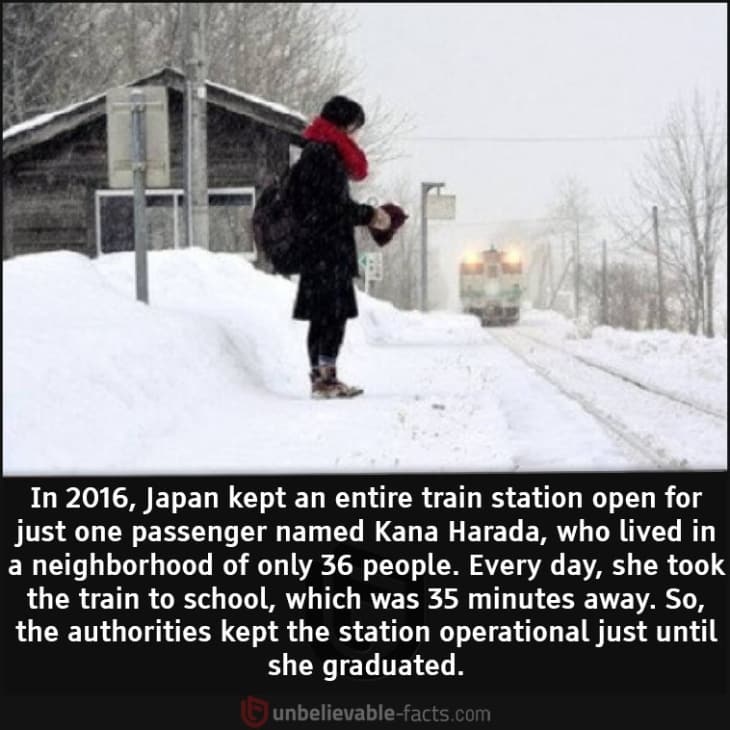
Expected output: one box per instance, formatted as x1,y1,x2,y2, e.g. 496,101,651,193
312,365,363,399
310,367,325,396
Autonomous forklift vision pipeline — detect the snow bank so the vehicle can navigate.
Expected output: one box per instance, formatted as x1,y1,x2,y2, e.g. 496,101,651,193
358,296,483,345
520,308,727,413
3,251,259,472
4,251,724,474
3,249,485,474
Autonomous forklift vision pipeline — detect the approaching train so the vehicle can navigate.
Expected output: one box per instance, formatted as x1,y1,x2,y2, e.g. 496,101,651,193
459,247,524,325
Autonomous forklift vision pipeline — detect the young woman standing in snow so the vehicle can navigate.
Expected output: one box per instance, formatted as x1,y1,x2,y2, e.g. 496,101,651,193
288,96,391,399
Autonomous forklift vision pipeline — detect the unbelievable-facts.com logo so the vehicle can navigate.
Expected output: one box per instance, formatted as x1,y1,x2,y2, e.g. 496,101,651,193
241,696,270,728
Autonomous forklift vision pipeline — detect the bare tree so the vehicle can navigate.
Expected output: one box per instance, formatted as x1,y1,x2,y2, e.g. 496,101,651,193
356,96,414,169
4,4,410,166
619,92,727,337
206,4,352,116
3,3,142,129
584,258,664,330
205,4,412,162
3,3,84,126
4,3,352,127
550,176,596,318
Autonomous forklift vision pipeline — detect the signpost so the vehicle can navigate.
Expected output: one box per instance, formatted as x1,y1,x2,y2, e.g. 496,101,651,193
106,86,170,304
129,90,149,304
421,183,455,310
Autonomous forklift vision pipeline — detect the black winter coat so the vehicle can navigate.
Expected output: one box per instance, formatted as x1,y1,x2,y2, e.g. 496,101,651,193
288,141,374,321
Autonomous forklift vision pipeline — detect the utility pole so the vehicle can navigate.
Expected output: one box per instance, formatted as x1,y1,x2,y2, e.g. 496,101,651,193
420,181,445,311
600,239,608,325
547,240,554,302
693,231,706,335
573,219,581,318
652,206,667,329
182,2,209,249
536,246,545,307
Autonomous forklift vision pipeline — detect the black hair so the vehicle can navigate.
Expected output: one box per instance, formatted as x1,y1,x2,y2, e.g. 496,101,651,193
320,95,365,130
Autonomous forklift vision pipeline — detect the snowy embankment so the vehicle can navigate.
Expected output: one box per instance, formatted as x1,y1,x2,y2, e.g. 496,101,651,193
517,309,728,414
3,249,726,474
3,249,487,474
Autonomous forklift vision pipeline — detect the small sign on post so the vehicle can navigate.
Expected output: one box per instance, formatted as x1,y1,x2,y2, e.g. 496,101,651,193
426,192,456,220
107,86,170,189
359,251,383,295
365,251,383,281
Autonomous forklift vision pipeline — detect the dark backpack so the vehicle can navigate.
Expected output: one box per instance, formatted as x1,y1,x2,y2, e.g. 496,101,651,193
252,171,302,275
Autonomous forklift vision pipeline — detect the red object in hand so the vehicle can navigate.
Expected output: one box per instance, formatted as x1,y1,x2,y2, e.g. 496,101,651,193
368,203,409,246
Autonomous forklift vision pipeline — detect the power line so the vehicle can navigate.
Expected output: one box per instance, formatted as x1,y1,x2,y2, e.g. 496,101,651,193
435,215,615,227
404,134,724,143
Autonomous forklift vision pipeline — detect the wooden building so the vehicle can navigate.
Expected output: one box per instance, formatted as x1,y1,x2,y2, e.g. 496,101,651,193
2,67,306,261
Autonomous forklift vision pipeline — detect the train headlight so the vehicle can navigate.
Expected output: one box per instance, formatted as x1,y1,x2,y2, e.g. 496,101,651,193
504,250,521,265
462,251,482,265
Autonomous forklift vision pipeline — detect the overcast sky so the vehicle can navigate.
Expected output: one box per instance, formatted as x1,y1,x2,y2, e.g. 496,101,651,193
342,3,727,266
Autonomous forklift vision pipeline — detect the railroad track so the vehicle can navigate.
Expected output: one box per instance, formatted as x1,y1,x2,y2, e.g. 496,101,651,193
489,328,726,469
506,329,726,421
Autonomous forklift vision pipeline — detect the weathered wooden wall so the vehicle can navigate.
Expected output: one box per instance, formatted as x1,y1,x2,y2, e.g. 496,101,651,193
6,117,106,258
3,86,297,259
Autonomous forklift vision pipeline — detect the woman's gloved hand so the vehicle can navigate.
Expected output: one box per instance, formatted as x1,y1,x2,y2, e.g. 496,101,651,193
371,207,392,231
368,203,409,246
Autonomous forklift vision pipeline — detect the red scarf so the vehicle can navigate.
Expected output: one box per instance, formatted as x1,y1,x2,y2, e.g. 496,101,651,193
302,116,368,181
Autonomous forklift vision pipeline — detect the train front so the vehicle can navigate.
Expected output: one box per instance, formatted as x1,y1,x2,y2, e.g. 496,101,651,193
458,248,523,325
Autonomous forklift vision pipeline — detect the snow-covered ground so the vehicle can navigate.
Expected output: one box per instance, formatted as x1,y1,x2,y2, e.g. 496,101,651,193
3,249,726,474
517,309,728,414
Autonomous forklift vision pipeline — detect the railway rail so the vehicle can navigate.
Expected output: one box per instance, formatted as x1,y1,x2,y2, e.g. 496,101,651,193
489,328,726,469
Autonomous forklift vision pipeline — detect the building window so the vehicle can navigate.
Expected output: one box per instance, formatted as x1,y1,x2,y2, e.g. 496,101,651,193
95,188,256,257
